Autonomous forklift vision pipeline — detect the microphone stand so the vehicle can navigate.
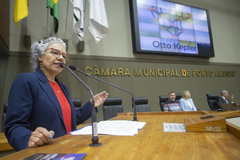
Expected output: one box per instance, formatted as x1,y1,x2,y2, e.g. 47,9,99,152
59,63,101,146
69,65,138,121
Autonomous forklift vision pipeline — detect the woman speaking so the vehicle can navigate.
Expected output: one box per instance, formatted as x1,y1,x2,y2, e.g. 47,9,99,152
4,37,108,151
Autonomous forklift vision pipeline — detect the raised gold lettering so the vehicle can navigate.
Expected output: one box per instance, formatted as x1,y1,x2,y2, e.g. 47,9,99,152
149,69,155,77
93,65,100,76
118,68,124,76
134,69,142,77
158,69,162,77
110,68,117,76
101,68,109,76
125,68,131,77
166,69,170,77
192,70,196,77
143,69,148,77
85,67,92,75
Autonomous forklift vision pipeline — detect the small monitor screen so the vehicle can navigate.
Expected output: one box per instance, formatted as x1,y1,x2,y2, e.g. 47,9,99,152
129,0,215,58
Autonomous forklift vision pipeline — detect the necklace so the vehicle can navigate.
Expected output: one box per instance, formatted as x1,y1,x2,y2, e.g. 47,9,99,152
49,80,61,93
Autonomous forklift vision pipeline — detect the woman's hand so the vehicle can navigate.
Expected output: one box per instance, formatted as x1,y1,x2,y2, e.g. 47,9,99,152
28,127,55,148
91,91,108,107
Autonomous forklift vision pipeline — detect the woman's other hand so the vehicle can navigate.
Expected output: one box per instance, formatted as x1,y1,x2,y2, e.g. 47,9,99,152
91,91,108,107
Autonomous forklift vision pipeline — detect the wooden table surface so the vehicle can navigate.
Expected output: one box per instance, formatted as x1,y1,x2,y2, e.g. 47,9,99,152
0,133,14,152
1,111,240,160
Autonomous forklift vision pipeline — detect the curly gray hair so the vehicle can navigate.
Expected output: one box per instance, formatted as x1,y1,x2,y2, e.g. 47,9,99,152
30,37,67,70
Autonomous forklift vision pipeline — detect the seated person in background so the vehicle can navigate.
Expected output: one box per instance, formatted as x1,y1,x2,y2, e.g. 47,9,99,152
179,90,197,111
218,90,234,105
163,92,181,112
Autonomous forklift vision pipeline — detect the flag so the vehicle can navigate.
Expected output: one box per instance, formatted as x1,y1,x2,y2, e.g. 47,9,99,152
46,0,53,14
69,0,84,41
14,0,28,26
47,0,59,33
88,0,109,43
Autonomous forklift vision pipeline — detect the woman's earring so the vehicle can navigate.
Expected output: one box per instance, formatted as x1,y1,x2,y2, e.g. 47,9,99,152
39,60,43,68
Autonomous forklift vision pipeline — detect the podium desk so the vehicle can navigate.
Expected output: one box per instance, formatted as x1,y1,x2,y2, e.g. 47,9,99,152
0,133,14,152
2,111,240,160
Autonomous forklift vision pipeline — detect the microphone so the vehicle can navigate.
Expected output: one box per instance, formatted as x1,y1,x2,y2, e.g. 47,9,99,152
69,65,137,121
59,63,101,147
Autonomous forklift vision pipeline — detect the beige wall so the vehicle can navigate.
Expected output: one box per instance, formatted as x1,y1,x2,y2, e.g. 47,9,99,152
8,0,240,63
1,0,240,129
1,54,240,125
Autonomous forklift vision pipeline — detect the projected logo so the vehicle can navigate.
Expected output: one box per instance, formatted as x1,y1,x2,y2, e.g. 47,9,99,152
149,5,197,53
150,6,192,39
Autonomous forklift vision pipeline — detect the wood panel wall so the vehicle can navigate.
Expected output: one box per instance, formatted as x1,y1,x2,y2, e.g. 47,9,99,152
0,0,9,55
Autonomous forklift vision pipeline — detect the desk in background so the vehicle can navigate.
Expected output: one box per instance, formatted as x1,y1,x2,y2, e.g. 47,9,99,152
1,111,240,160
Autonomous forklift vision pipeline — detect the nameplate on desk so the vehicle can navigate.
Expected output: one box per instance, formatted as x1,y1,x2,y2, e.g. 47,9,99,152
205,126,222,132
184,114,226,133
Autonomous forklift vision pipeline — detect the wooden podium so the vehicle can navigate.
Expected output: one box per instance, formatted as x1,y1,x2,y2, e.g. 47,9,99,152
185,114,226,132
1,111,240,160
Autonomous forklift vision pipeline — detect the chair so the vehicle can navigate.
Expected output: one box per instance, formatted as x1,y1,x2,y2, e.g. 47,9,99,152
159,96,169,111
159,93,182,111
71,98,81,110
206,94,221,111
2,102,8,132
103,97,123,120
134,97,151,112
175,93,182,103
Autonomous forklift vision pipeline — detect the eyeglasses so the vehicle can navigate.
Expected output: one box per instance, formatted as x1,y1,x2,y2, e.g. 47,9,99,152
44,48,70,61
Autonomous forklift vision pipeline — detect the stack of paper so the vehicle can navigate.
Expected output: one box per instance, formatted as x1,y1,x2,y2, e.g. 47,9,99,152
226,117,240,127
71,120,146,136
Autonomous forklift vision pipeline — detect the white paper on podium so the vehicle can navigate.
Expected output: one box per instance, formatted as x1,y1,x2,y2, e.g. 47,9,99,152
71,120,146,136
226,117,240,127
163,123,186,132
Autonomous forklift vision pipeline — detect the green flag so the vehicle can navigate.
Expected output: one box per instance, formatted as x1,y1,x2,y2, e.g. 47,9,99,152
46,0,59,33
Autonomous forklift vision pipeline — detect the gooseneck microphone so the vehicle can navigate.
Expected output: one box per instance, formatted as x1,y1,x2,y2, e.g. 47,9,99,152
59,63,101,147
69,65,138,121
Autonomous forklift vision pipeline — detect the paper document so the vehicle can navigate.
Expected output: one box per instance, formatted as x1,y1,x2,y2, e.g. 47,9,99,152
163,123,186,132
71,120,146,136
226,117,240,127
